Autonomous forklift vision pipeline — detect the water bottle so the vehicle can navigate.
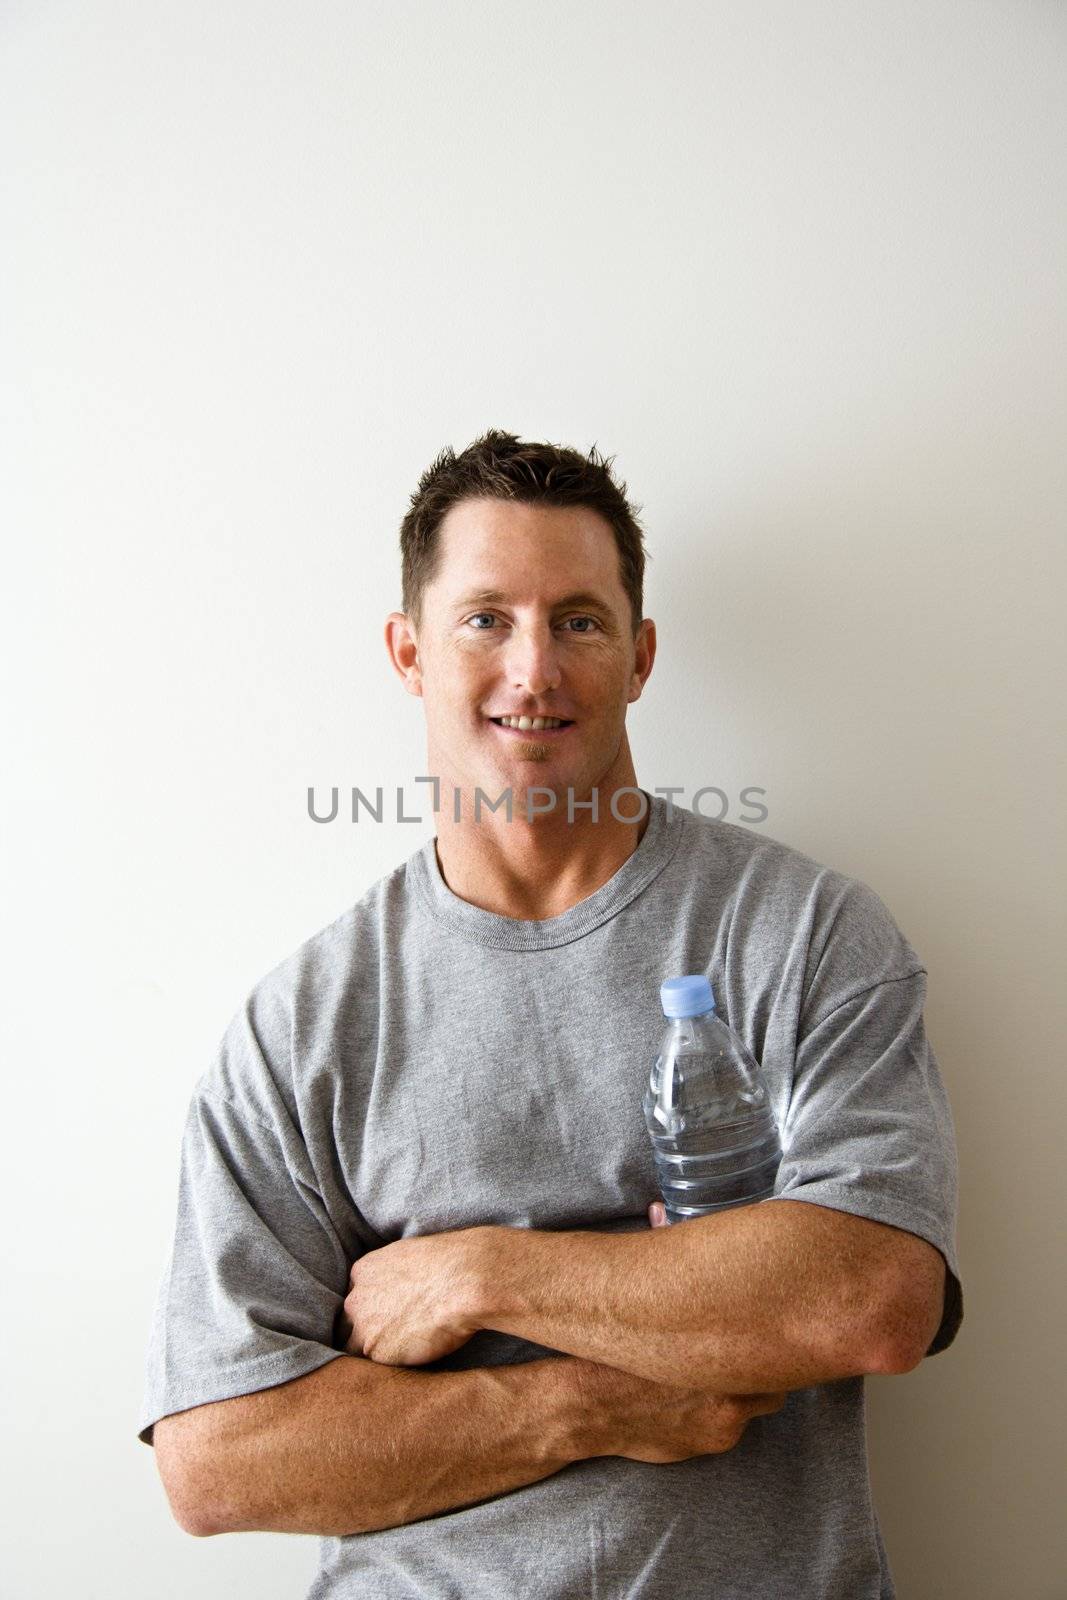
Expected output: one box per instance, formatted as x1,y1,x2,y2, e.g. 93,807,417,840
643,975,782,1222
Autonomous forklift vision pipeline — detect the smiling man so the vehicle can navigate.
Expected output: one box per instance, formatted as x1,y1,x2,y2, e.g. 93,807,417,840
388,491,658,922
138,429,963,1600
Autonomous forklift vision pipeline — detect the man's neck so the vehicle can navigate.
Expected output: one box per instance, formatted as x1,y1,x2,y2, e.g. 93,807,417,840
431,771,651,923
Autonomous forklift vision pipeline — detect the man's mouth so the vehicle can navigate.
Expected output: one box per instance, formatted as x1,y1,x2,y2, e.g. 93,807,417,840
488,715,575,734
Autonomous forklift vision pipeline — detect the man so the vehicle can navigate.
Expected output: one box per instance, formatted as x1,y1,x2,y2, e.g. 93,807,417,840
138,429,963,1598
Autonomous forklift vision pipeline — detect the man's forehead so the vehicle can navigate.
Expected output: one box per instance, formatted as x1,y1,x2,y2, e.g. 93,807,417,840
433,500,624,596
440,496,610,541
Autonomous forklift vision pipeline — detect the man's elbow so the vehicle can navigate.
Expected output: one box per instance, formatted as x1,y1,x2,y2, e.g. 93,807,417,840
161,1476,227,1538
157,1464,224,1538
173,1504,222,1539
867,1244,948,1375
152,1414,232,1537
172,1489,229,1539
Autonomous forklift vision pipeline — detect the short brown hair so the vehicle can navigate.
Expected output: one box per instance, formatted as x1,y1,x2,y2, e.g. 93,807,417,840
399,428,649,634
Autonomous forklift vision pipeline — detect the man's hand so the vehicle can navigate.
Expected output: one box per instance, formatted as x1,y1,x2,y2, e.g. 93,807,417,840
575,1357,788,1462
338,1203,669,1365
336,1227,486,1365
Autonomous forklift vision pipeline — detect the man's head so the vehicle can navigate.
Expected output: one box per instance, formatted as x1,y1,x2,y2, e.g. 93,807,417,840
386,430,655,818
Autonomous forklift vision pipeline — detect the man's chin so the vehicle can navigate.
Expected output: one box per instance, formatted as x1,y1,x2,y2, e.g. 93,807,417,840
480,762,572,811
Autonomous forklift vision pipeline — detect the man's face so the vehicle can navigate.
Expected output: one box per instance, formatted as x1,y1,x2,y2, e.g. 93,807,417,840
401,497,654,812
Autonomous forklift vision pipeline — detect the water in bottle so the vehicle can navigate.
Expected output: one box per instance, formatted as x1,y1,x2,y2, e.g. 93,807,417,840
643,974,782,1222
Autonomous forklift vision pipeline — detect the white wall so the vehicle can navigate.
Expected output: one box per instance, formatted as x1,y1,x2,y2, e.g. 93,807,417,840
2,2,1063,1595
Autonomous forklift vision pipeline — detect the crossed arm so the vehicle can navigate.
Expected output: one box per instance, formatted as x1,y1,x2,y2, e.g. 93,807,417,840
340,1195,949,1394
153,1197,947,1536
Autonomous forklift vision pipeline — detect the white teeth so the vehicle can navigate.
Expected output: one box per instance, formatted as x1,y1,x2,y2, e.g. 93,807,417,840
495,715,567,730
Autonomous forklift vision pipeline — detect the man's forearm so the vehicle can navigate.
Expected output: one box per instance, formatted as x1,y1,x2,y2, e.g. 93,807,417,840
154,1352,598,1538
473,1199,920,1394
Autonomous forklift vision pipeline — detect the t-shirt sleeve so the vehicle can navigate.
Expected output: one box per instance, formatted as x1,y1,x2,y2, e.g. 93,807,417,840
772,883,964,1358
136,1007,353,1447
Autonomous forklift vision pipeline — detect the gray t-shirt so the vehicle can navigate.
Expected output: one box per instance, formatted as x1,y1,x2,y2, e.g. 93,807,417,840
137,794,963,1598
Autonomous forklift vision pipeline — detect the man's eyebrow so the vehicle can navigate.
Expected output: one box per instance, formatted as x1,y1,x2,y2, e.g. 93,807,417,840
452,589,614,612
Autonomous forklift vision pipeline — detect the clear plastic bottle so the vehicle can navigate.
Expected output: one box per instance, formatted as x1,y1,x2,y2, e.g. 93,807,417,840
643,975,782,1222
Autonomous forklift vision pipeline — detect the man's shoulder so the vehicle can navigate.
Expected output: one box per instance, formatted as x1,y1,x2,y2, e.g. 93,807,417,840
198,849,426,1113
263,853,421,994
671,804,922,978
673,803,852,897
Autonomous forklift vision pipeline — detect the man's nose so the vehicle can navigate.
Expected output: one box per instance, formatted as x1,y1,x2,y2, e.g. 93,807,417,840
506,625,562,697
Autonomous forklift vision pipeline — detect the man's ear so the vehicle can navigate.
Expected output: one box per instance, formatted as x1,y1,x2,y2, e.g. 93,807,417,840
384,612,423,697
627,617,656,703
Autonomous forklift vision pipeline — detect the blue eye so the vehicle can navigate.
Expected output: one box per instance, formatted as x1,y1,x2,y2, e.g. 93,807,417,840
464,612,600,633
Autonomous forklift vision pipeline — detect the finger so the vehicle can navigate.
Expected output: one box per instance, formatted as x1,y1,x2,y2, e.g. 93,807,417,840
649,1201,668,1227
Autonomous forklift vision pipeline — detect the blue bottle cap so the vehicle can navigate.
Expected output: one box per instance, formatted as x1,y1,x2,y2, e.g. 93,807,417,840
660,975,716,1018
